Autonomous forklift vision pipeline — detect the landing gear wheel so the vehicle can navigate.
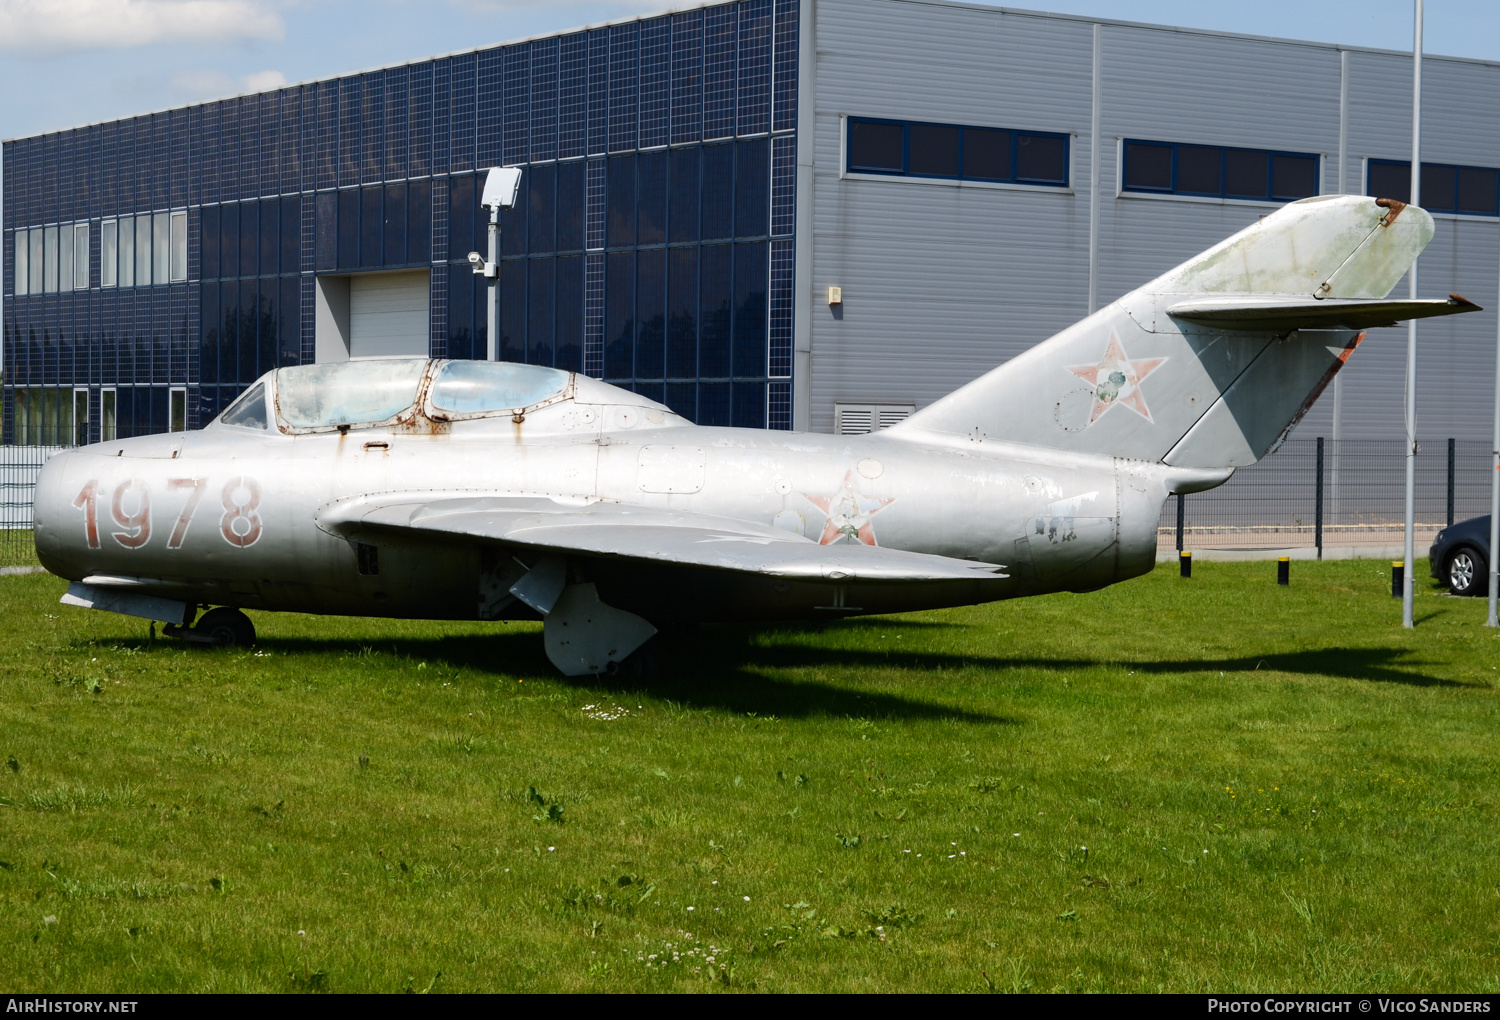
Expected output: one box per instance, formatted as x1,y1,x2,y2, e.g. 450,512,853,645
608,639,660,681
1447,547,1488,597
194,607,256,647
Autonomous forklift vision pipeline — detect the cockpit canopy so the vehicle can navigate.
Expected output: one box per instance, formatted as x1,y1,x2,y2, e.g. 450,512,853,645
217,358,575,433
276,359,429,430
427,360,571,416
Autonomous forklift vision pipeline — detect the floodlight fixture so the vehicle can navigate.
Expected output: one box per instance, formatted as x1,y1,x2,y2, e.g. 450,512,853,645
481,166,524,212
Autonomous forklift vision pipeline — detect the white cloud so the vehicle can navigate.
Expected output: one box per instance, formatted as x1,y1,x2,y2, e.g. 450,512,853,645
169,67,287,97
240,69,287,91
446,0,663,15
0,0,284,55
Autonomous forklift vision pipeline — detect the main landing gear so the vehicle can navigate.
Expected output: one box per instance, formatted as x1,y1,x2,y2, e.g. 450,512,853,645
163,607,257,648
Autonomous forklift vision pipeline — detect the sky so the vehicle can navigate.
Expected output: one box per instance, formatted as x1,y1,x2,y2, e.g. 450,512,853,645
1,0,1499,146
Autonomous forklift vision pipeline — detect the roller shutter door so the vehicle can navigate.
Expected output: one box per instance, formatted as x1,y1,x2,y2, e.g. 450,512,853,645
349,270,430,359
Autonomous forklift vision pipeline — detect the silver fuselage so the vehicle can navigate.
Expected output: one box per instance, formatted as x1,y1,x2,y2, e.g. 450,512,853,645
33,374,1200,624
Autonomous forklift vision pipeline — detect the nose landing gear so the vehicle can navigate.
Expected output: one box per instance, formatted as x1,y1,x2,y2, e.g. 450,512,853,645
163,606,257,648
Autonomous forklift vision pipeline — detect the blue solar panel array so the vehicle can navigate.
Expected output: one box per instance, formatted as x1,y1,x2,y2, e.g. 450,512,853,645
1,0,799,442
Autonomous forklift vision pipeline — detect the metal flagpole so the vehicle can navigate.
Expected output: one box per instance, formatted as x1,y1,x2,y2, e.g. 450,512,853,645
1490,241,1500,627
1402,0,1422,629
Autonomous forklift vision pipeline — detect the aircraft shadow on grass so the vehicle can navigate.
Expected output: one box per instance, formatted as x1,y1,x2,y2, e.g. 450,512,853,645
243,630,1010,724
722,635,1477,690
233,617,1477,730
84,610,1472,724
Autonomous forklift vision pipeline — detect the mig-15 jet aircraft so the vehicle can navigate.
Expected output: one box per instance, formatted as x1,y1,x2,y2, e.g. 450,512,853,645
34,189,1477,676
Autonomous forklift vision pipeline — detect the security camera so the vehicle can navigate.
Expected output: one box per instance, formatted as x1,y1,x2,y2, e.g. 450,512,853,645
468,250,497,279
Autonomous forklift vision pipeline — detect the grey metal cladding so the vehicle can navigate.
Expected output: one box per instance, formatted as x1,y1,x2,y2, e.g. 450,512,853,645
808,0,1093,430
1348,50,1419,164
814,1,1092,128
1101,25,1341,153
806,0,1500,440
1413,59,1500,168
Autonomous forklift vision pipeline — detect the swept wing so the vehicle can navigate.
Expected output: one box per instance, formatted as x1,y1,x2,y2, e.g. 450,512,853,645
317,496,1007,583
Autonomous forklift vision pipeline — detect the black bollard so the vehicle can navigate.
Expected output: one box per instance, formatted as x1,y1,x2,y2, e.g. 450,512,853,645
1180,550,1192,578
1391,561,1403,599
1277,556,1290,585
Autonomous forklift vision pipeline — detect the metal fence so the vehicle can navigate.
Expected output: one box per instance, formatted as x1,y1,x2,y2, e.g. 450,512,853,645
1,445,63,562
1158,438,1496,555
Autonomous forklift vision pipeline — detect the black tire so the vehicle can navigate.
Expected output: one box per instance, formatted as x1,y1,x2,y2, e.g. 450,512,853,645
608,639,660,681
194,607,257,647
1445,546,1489,597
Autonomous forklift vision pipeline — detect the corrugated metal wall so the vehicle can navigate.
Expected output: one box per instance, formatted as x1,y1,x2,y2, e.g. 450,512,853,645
804,0,1500,442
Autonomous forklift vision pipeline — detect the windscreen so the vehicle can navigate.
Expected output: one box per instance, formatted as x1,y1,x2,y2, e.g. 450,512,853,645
429,360,569,414
218,382,267,430
275,359,427,429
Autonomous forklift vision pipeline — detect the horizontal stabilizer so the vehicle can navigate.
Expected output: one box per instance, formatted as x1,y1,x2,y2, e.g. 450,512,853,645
1167,293,1481,332
319,495,1007,583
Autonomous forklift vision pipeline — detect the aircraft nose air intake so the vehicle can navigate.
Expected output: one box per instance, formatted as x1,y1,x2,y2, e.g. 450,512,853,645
31,447,80,576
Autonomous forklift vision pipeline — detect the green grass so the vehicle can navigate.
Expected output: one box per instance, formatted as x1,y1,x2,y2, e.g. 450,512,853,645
1,558,1498,993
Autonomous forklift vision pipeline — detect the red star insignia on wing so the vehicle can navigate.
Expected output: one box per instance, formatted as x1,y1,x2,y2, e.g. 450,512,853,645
1067,330,1167,424
801,471,895,546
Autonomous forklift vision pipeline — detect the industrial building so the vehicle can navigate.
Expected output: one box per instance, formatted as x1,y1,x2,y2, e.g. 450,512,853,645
4,0,1499,451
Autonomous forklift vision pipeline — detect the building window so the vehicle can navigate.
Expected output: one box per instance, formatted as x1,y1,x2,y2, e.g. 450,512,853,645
13,389,67,446
13,389,28,444
170,211,188,282
58,222,74,292
152,213,170,286
847,117,1069,187
73,223,89,290
42,225,59,293
118,217,135,287
135,214,151,286
101,389,117,442
169,388,187,433
1368,159,1500,216
14,214,180,294
13,229,27,295
1122,140,1319,201
72,389,90,446
102,221,117,288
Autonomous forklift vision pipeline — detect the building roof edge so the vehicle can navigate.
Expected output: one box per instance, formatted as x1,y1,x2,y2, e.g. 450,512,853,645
6,0,1499,145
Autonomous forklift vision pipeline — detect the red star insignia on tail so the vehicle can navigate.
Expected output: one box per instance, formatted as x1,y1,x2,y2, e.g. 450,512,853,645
1067,330,1167,424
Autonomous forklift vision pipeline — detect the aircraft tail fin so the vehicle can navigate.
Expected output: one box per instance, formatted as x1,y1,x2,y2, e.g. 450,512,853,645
894,195,1474,472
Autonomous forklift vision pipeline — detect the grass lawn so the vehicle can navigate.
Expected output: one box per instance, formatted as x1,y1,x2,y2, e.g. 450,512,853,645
0,557,1497,993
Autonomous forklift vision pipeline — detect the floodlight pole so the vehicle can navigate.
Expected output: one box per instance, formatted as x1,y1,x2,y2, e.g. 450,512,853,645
1490,243,1500,627
486,206,500,361
1402,0,1422,629
473,167,522,360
